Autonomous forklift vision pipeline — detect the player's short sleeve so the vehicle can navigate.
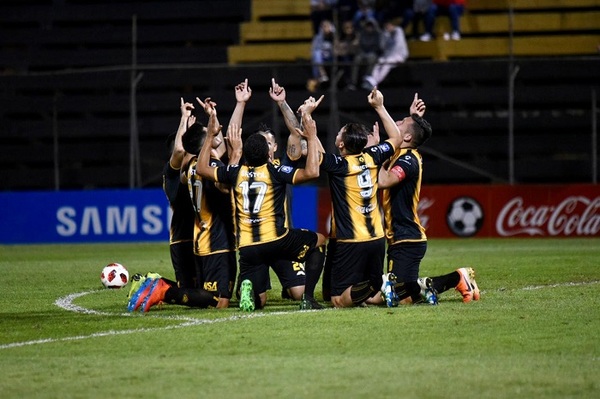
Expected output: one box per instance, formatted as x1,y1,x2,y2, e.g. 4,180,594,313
276,164,298,184
364,140,395,165
319,152,346,174
215,163,240,185
392,152,419,179
162,162,180,203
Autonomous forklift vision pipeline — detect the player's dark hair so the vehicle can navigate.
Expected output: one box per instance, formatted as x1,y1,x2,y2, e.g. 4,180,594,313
182,122,206,154
410,114,432,147
342,123,369,154
254,123,275,138
243,133,269,166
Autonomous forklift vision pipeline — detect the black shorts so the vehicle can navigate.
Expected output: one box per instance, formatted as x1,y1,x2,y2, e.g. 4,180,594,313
330,238,385,297
169,240,196,289
270,259,306,289
387,241,427,282
201,251,237,298
238,228,318,295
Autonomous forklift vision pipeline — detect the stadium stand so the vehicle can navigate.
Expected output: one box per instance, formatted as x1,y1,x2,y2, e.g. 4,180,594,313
0,1,598,190
228,0,600,63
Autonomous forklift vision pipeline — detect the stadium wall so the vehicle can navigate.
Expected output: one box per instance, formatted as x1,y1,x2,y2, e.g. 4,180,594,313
1,185,598,244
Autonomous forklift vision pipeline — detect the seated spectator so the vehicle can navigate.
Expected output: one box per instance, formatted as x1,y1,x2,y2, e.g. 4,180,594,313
409,0,432,40
420,0,465,41
309,19,336,89
349,18,383,90
335,20,360,89
362,19,409,90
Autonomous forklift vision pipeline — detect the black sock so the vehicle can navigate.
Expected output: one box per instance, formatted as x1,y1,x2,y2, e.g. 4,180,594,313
304,245,326,299
165,287,218,308
394,281,421,302
432,271,460,294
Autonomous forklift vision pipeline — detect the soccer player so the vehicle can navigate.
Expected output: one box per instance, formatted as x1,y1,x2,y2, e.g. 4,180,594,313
162,98,199,289
182,84,250,309
196,101,327,311
321,88,402,308
378,92,480,305
269,78,327,308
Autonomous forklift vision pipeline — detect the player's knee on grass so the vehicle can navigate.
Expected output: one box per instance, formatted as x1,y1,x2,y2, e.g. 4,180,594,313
350,280,376,306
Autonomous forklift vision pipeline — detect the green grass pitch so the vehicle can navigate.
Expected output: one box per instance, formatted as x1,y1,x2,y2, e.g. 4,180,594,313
1,238,599,398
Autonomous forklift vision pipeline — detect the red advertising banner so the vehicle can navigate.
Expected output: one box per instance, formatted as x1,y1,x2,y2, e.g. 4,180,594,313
317,184,600,238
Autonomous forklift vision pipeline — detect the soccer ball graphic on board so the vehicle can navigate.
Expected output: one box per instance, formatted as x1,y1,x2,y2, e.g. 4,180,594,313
446,197,484,237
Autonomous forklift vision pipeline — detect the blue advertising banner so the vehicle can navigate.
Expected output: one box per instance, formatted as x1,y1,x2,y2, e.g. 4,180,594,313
0,187,318,244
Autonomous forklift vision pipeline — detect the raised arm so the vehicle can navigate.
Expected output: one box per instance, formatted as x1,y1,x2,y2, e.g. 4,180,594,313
169,97,194,169
196,102,221,181
225,122,243,166
230,78,252,127
269,78,304,161
292,111,320,183
296,95,326,153
367,87,401,148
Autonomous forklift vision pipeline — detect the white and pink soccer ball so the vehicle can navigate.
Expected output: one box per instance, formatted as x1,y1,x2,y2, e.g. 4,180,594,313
100,263,129,289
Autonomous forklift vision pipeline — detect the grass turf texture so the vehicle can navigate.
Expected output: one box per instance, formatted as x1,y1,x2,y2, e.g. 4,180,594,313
0,239,598,398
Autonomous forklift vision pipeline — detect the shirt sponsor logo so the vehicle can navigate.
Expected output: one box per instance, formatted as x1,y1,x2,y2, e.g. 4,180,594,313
355,203,376,214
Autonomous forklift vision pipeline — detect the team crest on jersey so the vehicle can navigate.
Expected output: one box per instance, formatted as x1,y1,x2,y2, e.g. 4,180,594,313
280,165,293,174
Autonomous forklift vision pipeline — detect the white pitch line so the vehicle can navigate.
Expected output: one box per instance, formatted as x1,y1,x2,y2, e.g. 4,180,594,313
0,290,319,350
2,280,598,351
521,280,600,291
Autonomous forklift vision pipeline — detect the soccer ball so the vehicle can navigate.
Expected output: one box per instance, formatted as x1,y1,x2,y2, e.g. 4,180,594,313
100,263,129,289
446,197,484,237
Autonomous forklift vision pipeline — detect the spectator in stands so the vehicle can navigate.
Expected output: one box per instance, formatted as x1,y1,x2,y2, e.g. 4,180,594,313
362,18,409,90
420,0,465,41
310,19,336,90
335,20,360,89
410,0,432,40
349,17,383,90
311,0,339,34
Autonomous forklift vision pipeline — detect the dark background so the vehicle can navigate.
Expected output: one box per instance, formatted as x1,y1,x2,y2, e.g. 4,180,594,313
1,0,599,191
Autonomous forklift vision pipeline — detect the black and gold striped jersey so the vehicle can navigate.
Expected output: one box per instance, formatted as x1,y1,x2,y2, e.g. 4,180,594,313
320,141,395,242
186,157,235,256
381,148,427,244
162,162,194,245
214,162,298,248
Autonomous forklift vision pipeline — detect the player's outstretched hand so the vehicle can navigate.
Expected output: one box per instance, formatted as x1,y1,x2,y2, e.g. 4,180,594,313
235,79,252,103
410,92,426,117
269,78,286,102
196,97,217,116
367,87,384,109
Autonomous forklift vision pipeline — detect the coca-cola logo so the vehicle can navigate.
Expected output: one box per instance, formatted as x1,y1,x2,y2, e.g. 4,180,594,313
496,196,600,236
